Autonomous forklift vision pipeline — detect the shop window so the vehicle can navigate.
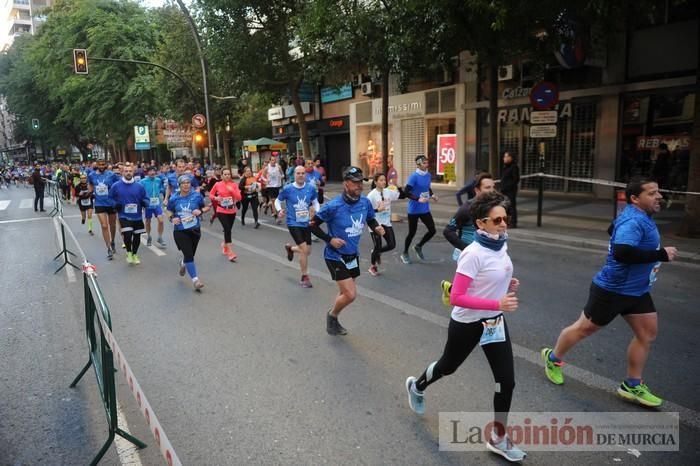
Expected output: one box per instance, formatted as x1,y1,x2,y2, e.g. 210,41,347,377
356,125,392,178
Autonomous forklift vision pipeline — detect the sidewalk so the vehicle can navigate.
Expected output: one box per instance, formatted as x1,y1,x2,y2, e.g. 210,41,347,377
321,181,700,264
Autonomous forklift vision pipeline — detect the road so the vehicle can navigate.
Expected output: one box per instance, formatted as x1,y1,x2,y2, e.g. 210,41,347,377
1,184,699,465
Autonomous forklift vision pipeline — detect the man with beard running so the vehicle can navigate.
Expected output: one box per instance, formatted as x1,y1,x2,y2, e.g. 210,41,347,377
89,159,118,259
109,164,149,265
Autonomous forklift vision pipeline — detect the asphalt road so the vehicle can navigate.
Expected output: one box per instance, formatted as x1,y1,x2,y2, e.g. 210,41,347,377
1,184,699,466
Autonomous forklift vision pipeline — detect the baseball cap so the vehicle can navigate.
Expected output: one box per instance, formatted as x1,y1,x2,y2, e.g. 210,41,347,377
415,155,428,163
342,166,366,182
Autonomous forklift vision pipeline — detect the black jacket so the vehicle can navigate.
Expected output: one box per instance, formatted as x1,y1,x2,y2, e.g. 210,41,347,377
500,163,520,194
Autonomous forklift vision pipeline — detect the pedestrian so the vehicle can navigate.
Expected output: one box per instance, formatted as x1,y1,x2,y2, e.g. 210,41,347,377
401,155,438,264
366,172,401,276
205,168,222,225
167,175,211,291
88,159,118,259
238,167,261,228
455,170,485,206
542,176,678,408
500,152,520,228
209,167,242,262
310,166,385,335
276,165,320,288
30,167,46,212
262,156,284,221
75,174,94,235
405,191,525,462
314,157,327,204
109,163,149,265
140,166,167,248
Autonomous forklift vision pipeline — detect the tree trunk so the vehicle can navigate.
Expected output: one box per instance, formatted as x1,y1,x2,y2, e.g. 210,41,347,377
381,69,390,175
488,63,499,175
223,128,231,169
679,65,700,237
291,79,312,160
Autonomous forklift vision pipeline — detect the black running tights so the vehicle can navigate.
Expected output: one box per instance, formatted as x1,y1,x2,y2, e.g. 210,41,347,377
403,213,436,253
370,226,396,265
241,196,259,223
173,228,201,263
217,213,236,243
415,318,515,437
121,229,141,254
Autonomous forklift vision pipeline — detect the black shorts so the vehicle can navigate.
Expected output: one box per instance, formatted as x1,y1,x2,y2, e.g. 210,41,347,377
288,226,311,245
266,187,280,198
95,206,115,215
119,218,146,235
583,282,656,326
78,200,94,211
325,257,360,281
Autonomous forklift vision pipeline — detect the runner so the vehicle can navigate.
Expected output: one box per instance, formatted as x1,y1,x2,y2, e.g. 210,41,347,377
313,157,327,204
400,155,438,264
140,166,167,248
109,164,149,265
263,156,284,222
167,175,210,291
542,176,678,407
440,173,496,305
405,191,525,462
165,159,199,201
209,167,242,262
75,174,94,235
275,165,320,288
205,168,222,225
309,166,385,335
366,172,402,276
88,159,118,259
238,166,261,228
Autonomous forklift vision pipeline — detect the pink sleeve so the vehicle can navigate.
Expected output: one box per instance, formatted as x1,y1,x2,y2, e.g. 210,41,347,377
449,272,500,310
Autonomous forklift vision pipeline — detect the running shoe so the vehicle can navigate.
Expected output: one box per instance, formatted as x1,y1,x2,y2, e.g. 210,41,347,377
368,265,380,276
541,347,564,385
126,252,134,264
326,313,347,335
107,249,114,260
300,275,313,288
400,252,411,264
156,238,166,248
487,434,527,462
178,260,186,277
440,280,452,307
405,376,425,415
89,230,94,236
617,381,663,407
241,218,246,226
81,218,85,225
413,245,425,260
121,243,126,249
285,244,294,261
255,222,261,229
221,242,228,255
132,254,141,265
227,250,237,262
146,236,152,247
193,278,204,291
111,241,116,252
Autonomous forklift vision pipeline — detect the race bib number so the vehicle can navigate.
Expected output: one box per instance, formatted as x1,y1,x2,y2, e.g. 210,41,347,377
479,316,506,346
95,183,108,196
420,191,430,200
149,196,160,207
124,203,137,214
376,210,390,226
220,196,233,208
452,248,461,261
649,261,661,286
343,256,358,270
295,209,309,222
80,198,92,207
181,215,197,229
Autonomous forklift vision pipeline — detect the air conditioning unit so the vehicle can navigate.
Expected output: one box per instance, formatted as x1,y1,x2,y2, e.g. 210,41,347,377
361,82,374,96
498,65,514,81
352,74,365,87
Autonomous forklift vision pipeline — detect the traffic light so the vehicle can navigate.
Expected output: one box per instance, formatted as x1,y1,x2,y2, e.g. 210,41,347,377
193,130,207,147
73,49,88,74
31,118,39,130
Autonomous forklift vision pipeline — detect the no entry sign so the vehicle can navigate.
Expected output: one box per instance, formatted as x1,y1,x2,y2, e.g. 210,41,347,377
529,81,559,110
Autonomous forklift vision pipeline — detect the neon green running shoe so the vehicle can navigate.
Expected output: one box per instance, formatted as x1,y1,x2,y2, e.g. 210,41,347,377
126,252,134,264
441,280,452,307
541,347,564,385
617,381,663,408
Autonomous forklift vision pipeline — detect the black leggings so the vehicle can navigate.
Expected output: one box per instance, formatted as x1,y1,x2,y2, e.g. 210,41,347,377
415,318,515,437
34,187,45,211
370,225,396,265
217,213,236,243
241,196,259,223
121,230,141,254
173,228,201,262
403,212,436,253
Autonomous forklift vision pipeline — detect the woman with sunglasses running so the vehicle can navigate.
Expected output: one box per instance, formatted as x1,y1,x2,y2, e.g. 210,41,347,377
405,191,525,462
209,167,242,262
366,172,402,276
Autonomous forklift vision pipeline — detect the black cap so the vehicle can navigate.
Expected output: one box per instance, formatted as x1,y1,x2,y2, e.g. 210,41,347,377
415,155,427,163
342,166,366,182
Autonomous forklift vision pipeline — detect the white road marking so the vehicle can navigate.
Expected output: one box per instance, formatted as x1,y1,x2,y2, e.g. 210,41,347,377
114,400,144,466
139,234,167,256
0,214,81,225
52,217,76,283
207,228,700,430
0,200,10,210
19,198,33,208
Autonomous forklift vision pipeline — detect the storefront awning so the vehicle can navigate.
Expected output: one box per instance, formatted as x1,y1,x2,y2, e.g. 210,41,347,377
244,137,288,152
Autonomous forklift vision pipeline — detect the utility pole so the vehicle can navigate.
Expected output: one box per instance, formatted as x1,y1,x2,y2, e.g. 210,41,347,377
175,0,214,166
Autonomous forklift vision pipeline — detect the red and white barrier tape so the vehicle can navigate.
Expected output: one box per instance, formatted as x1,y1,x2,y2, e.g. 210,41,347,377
91,290,182,466
520,172,700,196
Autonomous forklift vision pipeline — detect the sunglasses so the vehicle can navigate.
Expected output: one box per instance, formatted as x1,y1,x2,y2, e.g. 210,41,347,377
480,216,509,225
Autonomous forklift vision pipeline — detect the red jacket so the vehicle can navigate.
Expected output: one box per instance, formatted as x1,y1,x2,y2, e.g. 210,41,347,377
209,180,242,214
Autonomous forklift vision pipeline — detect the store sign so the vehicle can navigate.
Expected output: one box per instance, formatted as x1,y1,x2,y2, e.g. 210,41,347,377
493,102,572,123
502,87,531,99
321,84,353,103
374,101,423,118
268,107,284,121
436,134,457,175
329,119,344,128
283,102,311,118
134,125,150,150
636,134,690,151
529,125,558,138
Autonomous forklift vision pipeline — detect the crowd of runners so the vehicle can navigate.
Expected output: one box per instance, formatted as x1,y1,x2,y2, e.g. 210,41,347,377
4,152,680,463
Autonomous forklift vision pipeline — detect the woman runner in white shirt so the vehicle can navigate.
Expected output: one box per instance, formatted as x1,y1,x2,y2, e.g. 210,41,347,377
366,173,402,276
405,191,526,462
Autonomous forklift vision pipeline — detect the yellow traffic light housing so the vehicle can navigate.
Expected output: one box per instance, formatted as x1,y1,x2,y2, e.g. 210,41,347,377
73,49,88,74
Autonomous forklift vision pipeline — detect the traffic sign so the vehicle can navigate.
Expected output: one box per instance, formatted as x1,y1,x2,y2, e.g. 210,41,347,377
529,125,557,138
134,125,150,150
192,114,206,129
530,111,558,124
529,81,559,110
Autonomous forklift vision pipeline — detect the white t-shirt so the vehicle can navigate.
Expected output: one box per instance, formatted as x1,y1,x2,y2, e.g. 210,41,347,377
366,187,400,227
451,241,513,324
266,165,282,188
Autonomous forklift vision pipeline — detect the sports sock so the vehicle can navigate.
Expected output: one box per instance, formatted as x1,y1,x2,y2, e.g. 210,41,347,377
87,218,93,231
625,378,641,387
549,351,562,364
185,261,197,279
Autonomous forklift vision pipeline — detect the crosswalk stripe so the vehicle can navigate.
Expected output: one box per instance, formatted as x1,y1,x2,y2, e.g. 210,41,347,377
19,198,33,209
139,234,167,256
0,200,10,210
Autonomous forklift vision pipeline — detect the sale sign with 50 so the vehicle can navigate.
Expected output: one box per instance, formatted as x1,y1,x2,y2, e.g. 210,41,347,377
437,134,457,175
